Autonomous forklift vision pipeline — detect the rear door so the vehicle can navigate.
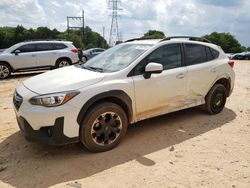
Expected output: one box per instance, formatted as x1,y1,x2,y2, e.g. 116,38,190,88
131,43,188,120
35,43,58,67
184,43,220,105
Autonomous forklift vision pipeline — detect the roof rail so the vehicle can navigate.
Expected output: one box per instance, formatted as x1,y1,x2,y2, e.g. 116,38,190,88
24,39,68,42
159,36,211,43
124,38,161,43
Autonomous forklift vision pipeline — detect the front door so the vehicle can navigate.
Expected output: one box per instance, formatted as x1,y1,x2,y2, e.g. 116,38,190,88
131,44,187,120
11,44,37,70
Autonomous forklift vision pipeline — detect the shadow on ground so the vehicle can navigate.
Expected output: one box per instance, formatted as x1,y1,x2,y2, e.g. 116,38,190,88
0,107,236,187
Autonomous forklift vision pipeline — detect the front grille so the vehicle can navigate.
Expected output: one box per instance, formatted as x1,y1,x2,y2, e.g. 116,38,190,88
13,90,23,110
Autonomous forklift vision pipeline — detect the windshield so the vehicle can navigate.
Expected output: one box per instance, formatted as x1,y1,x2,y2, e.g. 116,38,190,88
82,44,152,72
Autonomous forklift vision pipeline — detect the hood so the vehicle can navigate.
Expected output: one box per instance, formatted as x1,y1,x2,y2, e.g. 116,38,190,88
23,66,107,94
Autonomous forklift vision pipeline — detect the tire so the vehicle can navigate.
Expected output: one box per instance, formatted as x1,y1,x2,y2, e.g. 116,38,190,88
55,58,71,68
205,84,227,114
0,63,11,79
82,56,87,63
80,102,128,152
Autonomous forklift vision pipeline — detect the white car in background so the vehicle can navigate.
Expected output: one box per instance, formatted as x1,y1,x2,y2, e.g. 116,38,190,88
14,36,235,152
0,40,79,79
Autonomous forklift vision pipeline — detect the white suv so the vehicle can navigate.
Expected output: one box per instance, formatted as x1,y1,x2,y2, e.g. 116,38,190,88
13,36,235,152
0,40,79,79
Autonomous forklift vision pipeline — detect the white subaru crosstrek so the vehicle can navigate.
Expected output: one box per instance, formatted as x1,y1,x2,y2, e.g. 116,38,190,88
0,40,79,79
13,36,235,152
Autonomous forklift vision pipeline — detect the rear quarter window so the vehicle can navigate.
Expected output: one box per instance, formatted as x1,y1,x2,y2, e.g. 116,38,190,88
53,43,67,50
210,48,220,58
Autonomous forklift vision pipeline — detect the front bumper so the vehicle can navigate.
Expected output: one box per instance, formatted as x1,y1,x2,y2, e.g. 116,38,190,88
14,83,81,144
16,116,78,145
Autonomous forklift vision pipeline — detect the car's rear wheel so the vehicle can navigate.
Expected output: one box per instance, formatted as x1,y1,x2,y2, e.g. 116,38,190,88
0,63,11,79
55,58,71,68
80,102,128,152
205,84,227,114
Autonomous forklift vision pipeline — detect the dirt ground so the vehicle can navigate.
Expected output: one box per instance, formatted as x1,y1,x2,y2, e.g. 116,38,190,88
0,61,249,188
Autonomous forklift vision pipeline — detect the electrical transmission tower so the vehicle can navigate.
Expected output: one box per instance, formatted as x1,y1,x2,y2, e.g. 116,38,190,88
108,0,122,46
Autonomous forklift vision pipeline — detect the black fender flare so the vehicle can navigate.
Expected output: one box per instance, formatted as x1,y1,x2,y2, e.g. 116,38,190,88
76,90,133,125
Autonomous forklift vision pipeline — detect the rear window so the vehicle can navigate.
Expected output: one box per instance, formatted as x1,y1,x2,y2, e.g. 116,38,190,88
185,43,207,65
53,43,67,50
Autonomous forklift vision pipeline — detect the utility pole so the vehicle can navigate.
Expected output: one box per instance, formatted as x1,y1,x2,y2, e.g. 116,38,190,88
103,26,105,39
102,26,105,48
108,0,122,46
67,10,85,44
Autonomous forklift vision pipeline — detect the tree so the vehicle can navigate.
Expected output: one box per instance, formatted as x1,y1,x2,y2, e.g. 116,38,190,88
142,30,166,39
0,25,108,49
203,32,244,53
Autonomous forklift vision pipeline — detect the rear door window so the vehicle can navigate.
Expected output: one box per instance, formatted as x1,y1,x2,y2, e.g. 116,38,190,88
184,43,207,65
36,43,55,51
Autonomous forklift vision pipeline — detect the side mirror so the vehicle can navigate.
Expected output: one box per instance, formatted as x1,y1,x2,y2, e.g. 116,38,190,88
144,62,163,79
14,50,20,55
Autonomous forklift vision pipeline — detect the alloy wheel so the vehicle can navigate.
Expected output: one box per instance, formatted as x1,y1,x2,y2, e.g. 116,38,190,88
0,65,10,79
91,112,122,146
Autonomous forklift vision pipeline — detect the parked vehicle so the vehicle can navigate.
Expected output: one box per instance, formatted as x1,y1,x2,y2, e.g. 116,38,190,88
226,53,234,59
14,36,235,152
82,48,105,62
0,40,79,79
232,52,250,60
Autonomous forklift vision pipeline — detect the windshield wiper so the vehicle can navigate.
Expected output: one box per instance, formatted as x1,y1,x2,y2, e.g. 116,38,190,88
82,65,104,72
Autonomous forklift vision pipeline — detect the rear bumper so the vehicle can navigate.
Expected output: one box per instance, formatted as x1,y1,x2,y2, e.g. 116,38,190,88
16,116,78,145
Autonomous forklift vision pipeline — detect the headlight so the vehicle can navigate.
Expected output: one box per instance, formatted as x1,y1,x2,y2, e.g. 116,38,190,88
29,91,80,107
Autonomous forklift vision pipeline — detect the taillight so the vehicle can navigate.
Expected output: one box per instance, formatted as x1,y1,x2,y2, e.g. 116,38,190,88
228,60,234,68
71,48,78,53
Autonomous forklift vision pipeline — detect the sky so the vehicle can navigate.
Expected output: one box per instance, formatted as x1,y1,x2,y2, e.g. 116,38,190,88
0,0,249,47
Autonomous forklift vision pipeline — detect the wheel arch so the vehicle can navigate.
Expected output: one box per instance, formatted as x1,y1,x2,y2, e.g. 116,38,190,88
0,61,14,72
77,90,133,126
55,57,72,66
207,76,231,98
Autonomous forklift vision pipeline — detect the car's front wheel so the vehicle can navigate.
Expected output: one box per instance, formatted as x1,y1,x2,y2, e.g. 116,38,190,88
0,63,11,79
80,102,128,152
205,84,227,114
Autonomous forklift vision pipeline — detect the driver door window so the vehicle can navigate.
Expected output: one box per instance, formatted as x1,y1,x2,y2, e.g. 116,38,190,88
132,44,182,76
17,44,36,53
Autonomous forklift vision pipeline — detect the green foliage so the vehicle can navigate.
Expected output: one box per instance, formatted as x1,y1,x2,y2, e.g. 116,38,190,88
203,32,244,53
142,30,166,39
0,25,108,49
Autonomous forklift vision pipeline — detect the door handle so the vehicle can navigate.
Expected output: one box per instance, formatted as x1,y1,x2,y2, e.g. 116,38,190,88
176,73,185,79
211,68,217,72
31,54,36,57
